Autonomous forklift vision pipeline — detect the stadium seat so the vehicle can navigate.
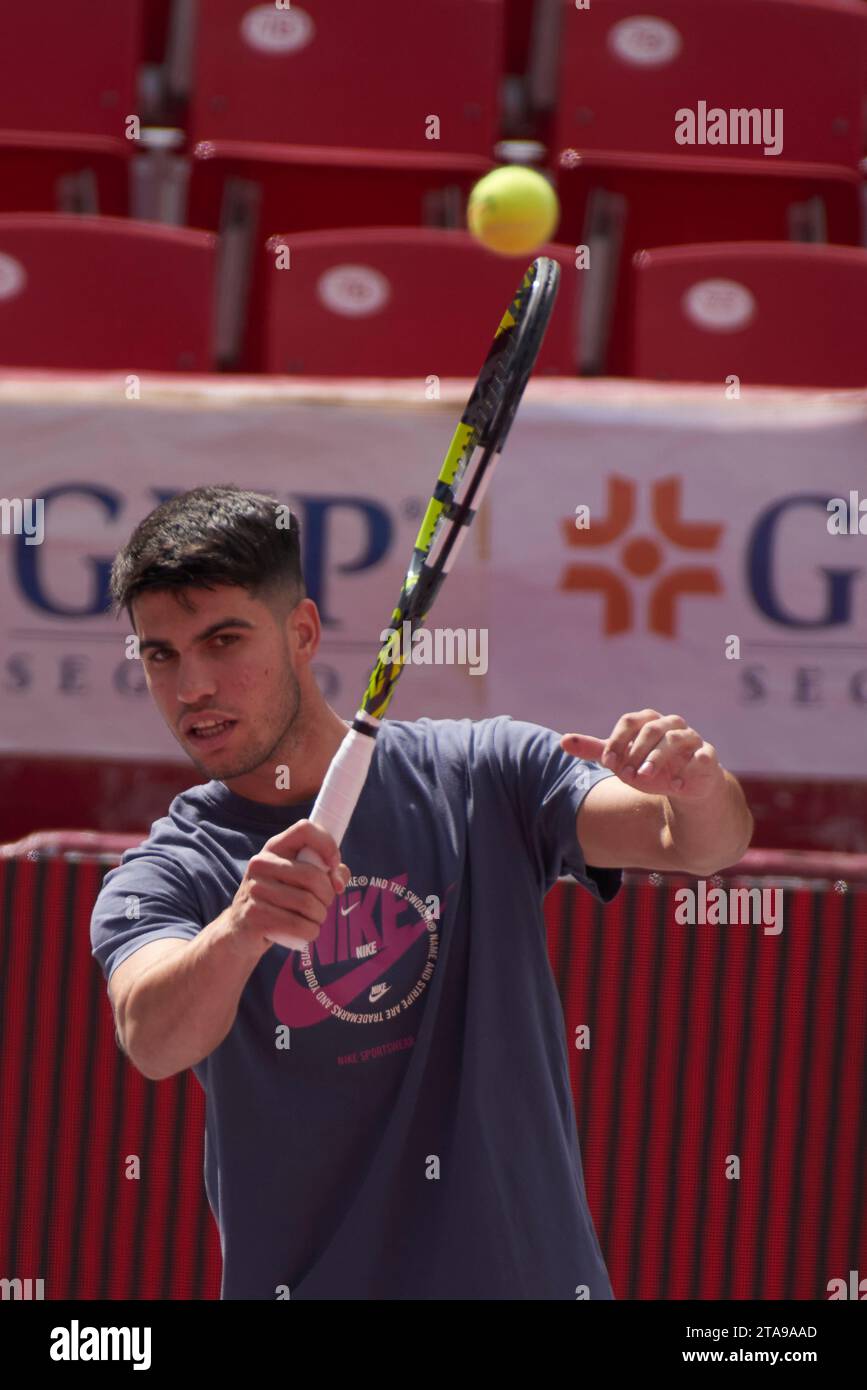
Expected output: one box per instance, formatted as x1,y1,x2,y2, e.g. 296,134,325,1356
0,1,144,141
0,131,131,216
142,0,173,62
629,242,867,387
555,152,863,374
548,0,867,374
0,214,216,371
190,145,494,367
187,142,491,239
505,0,537,76
552,0,867,169
188,0,504,157
258,228,579,376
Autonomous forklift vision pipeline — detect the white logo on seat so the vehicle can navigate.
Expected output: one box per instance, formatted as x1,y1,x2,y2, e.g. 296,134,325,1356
317,265,391,317
608,16,682,67
241,4,314,54
0,253,26,300
683,278,756,332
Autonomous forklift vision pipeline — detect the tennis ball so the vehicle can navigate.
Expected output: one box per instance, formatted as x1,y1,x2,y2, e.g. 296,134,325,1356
467,166,560,257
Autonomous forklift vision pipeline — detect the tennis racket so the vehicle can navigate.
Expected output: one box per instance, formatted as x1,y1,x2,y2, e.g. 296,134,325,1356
271,255,561,949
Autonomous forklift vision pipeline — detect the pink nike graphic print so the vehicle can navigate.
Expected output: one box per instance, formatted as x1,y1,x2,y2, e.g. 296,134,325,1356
273,870,444,1028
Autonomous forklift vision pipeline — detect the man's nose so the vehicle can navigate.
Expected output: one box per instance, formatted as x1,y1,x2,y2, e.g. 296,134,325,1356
176,656,217,704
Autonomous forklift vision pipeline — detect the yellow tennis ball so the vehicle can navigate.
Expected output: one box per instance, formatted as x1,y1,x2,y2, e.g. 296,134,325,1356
467,166,560,256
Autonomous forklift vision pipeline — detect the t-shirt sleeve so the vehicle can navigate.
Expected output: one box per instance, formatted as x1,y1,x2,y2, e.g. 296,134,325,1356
480,715,623,903
90,846,204,989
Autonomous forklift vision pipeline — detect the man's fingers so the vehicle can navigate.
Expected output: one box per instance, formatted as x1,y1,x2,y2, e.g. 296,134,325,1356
565,714,704,783
264,818,341,870
565,713,717,797
256,899,322,947
560,732,605,759
250,850,341,909
330,862,351,894
598,709,664,768
623,725,699,778
607,713,683,771
251,878,330,926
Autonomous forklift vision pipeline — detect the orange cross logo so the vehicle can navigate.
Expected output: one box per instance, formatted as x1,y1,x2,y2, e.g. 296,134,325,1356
560,476,723,636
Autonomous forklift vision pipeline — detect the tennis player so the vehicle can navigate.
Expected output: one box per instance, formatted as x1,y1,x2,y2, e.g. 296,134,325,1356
91,484,753,1300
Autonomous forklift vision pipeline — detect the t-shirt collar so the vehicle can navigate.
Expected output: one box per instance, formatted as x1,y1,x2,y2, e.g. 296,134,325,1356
196,779,317,828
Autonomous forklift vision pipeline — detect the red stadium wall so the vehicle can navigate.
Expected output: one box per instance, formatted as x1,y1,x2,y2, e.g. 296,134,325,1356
2,753,867,855
1,843,865,1301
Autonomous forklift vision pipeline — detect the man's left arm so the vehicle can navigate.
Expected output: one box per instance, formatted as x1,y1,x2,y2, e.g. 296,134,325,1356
563,709,754,876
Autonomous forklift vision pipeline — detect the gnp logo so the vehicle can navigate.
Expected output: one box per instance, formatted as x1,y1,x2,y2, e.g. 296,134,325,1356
12,486,393,626
560,475,722,636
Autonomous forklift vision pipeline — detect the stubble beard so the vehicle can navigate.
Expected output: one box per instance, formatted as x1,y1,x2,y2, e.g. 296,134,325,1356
188,667,304,781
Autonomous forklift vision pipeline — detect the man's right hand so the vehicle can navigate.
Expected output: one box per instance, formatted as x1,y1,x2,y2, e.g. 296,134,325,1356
229,819,351,952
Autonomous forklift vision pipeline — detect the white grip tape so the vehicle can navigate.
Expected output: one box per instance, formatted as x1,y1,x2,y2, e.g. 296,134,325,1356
265,722,378,951
299,723,378,857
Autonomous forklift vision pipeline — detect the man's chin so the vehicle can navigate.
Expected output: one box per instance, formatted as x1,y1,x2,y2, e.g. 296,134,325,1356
184,734,251,779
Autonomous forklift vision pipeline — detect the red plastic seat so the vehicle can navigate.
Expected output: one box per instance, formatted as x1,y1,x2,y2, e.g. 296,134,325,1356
629,242,867,387
0,132,131,215
258,228,579,376
555,151,863,373
142,0,173,62
0,1,144,141
505,0,537,74
0,214,216,371
549,0,867,373
552,0,867,169
188,0,503,157
188,142,491,238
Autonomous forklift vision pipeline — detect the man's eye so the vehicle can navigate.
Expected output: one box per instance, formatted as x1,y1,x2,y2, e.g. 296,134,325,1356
145,635,239,665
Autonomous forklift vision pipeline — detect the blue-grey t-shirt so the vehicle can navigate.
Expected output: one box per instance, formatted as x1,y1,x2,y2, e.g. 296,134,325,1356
91,715,622,1300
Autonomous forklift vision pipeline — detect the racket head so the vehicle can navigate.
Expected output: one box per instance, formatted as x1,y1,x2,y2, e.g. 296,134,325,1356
482,255,561,449
359,255,561,720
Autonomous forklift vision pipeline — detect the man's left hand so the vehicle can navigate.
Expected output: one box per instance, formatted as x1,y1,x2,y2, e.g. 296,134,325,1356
561,710,723,802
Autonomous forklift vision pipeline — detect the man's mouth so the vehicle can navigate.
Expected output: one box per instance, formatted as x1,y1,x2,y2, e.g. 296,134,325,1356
186,717,238,745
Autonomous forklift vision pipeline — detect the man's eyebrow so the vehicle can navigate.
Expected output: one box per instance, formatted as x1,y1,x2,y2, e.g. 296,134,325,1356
138,618,256,653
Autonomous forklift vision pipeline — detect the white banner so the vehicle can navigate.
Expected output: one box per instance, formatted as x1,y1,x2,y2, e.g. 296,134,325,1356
1,374,865,777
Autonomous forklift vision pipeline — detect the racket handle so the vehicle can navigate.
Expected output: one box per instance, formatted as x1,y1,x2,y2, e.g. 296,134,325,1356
265,714,380,951
299,713,380,857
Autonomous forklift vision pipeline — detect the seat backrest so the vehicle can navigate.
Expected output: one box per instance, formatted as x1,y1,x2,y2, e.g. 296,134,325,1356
260,228,579,377
554,154,863,373
0,134,131,216
553,0,867,168
630,241,867,386
188,0,504,156
0,0,143,139
0,214,216,371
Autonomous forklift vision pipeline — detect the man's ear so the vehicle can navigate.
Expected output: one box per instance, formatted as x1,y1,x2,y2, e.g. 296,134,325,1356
287,596,321,662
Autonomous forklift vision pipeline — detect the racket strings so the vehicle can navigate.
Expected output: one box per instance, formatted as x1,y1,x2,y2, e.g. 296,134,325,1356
358,258,560,721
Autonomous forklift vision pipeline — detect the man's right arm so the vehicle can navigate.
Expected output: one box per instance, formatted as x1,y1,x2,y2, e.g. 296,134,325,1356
111,820,350,1082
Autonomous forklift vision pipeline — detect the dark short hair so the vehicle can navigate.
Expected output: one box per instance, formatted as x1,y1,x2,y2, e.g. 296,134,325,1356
109,484,306,625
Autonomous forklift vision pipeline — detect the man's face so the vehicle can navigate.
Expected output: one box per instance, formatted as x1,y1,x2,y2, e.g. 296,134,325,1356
132,583,306,782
